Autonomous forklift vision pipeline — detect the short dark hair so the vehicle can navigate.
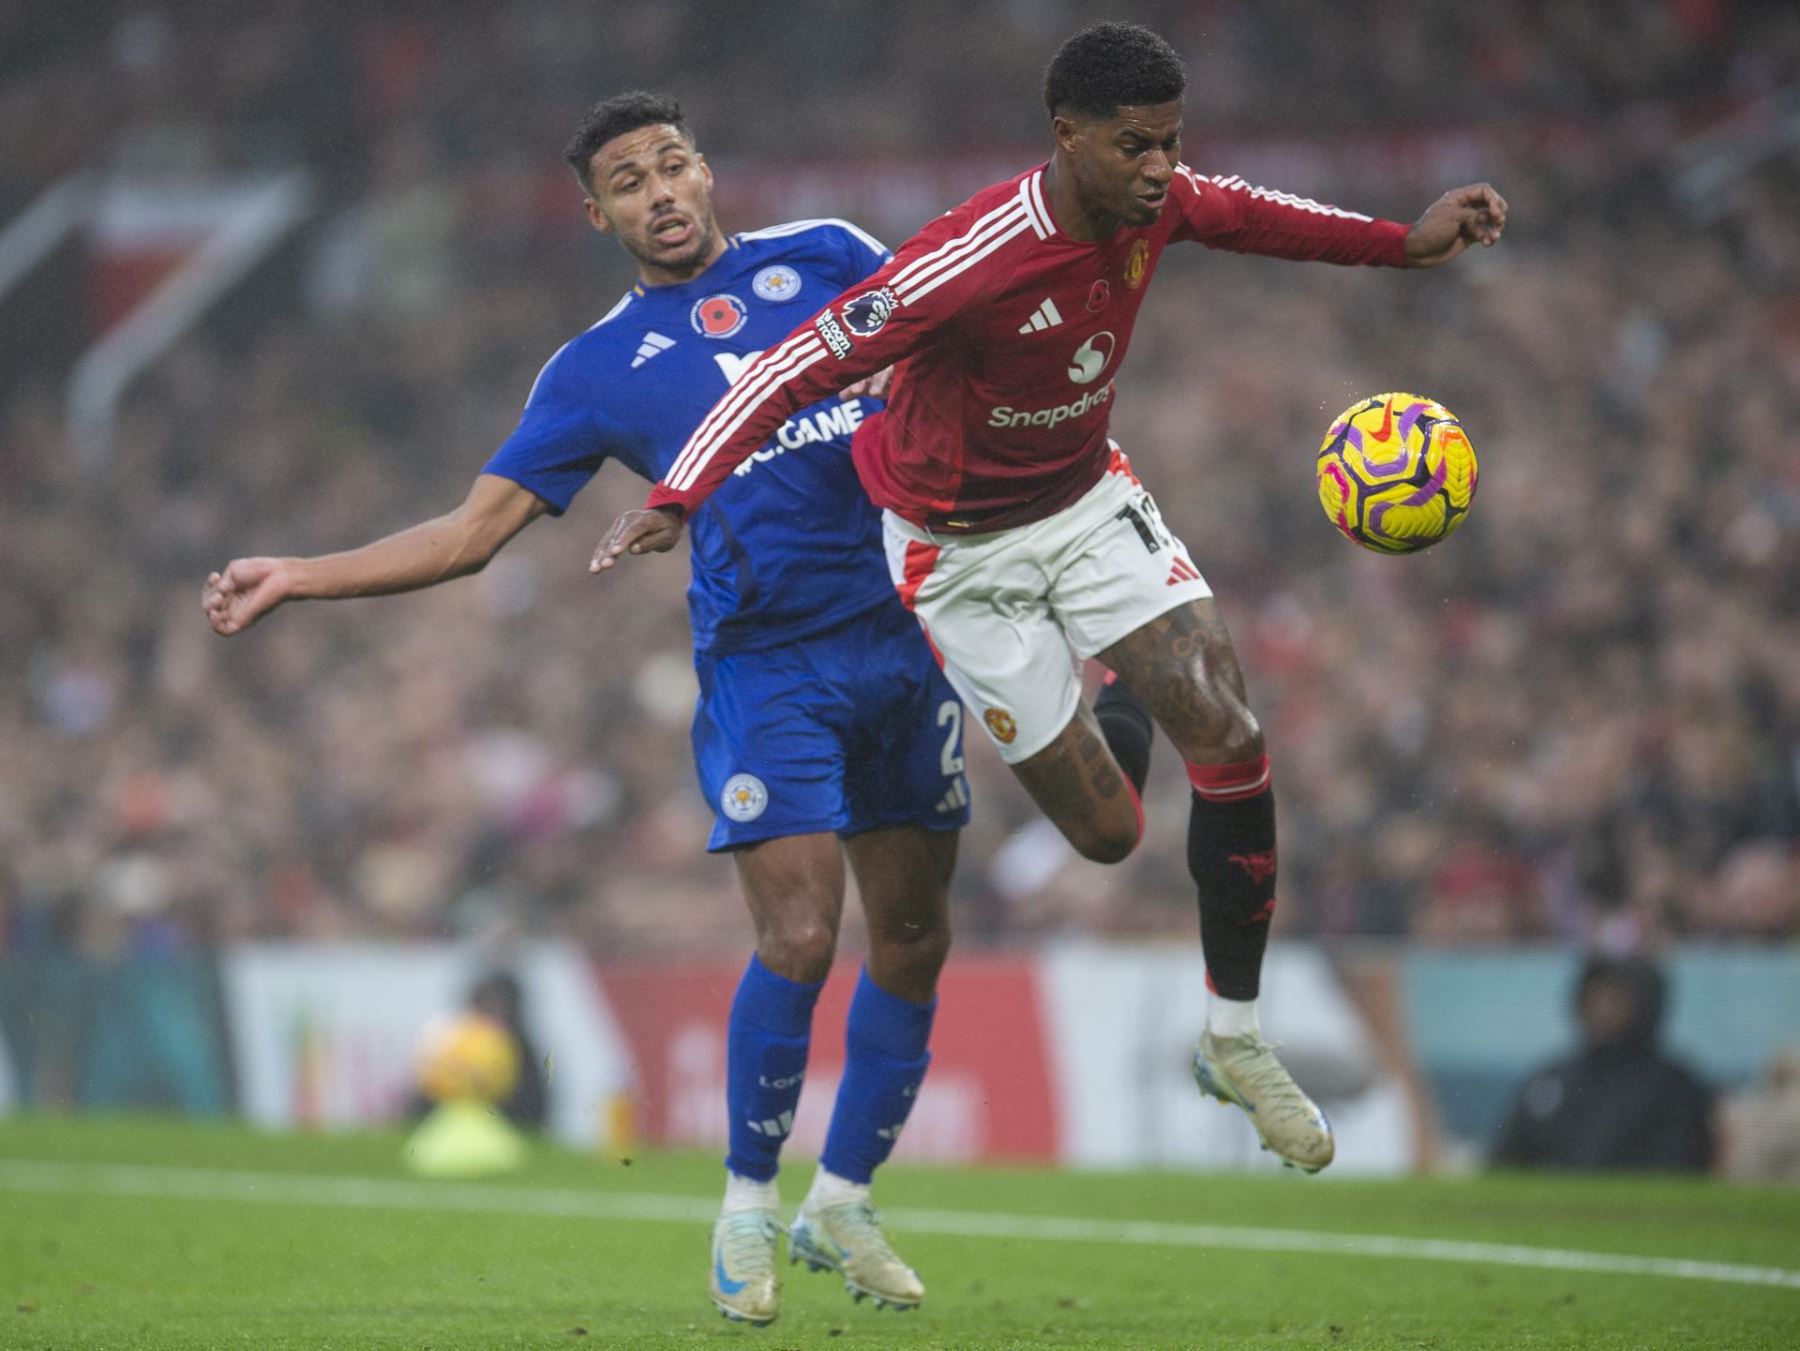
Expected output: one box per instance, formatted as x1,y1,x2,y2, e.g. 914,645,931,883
1043,22,1185,120
563,91,692,190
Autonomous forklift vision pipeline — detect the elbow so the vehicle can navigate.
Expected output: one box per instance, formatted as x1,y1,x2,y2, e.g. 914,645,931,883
455,537,502,578
438,524,505,582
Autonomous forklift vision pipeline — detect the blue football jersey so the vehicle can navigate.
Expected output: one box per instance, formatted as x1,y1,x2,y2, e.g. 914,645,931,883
484,219,895,653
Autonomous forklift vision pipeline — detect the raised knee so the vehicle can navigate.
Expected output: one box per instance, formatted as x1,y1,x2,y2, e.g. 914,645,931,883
1070,818,1141,865
1221,719,1264,767
1181,705,1263,768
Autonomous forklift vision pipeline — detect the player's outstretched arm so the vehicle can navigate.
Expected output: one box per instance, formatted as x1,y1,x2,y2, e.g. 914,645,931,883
589,504,684,574
1404,183,1508,268
202,473,546,635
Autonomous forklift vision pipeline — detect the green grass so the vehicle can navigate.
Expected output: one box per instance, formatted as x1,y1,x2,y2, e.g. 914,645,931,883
2,1116,1797,1349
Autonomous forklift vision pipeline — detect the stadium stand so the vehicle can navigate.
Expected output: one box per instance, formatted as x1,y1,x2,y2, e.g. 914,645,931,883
1,0,1795,962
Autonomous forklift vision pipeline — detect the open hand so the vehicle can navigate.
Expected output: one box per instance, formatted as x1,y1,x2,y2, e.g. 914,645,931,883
590,506,686,574
1405,183,1507,268
203,557,293,635
842,365,894,403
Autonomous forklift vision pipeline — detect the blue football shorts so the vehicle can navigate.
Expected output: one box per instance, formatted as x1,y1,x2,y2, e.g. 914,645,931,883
692,599,971,851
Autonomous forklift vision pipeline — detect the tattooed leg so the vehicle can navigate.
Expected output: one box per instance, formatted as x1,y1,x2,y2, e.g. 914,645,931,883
1094,598,1262,766
1009,701,1143,863
1100,598,1277,1000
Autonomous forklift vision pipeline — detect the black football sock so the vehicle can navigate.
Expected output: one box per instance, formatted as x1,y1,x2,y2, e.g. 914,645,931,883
1186,756,1277,1002
1094,673,1154,795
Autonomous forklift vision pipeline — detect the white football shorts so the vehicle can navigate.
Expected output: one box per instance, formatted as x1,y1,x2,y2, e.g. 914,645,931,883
883,448,1212,763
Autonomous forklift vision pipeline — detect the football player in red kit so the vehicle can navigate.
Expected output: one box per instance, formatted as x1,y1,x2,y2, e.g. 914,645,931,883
595,22,1506,1171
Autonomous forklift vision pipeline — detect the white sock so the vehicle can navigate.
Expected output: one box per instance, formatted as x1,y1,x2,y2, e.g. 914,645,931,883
1207,995,1260,1039
721,1171,780,1215
802,1166,870,1212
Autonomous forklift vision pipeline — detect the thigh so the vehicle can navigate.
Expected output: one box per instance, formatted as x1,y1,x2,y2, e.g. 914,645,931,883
844,825,957,938
733,831,848,939
882,514,1082,764
1052,451,1213,660
840,602,972,836
1095,596,1260,764
846,824,957,1002
692,645,854,851
1008,699,1139,860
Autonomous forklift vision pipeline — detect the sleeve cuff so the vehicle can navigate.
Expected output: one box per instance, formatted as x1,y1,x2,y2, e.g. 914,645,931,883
1374,218,1411,267
644,485,688,517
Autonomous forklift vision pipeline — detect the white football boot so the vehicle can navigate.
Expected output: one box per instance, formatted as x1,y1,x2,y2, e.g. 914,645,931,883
708,1208,782,1325
789,1199,924,1310
1192,1028,1335,1173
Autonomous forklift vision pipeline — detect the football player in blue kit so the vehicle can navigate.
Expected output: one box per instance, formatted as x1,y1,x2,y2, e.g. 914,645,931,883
202,92,966,1325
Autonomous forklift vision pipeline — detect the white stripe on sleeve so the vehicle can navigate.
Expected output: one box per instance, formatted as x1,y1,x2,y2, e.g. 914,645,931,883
666,341,830,492
890,199,1027,295
899,213,1035,304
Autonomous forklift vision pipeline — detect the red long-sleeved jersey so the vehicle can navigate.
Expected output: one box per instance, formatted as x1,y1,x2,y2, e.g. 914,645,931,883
649,163,1409,533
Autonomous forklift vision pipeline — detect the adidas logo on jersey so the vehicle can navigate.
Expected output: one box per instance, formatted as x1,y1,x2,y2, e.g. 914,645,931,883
935,777,969,813
1017,297,1064,334
631,331,676,368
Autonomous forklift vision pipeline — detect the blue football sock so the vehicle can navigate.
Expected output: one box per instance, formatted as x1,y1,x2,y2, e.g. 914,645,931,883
725,954,824,1183
819,967,936,1186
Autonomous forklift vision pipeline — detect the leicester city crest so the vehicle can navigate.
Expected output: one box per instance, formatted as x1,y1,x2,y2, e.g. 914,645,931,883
721,773,769,822
752,265,802,303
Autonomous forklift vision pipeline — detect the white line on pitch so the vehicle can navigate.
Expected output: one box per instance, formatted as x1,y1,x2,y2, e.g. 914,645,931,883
1,1159,1795,1292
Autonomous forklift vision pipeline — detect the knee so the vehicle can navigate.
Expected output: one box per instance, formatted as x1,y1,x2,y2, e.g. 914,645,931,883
756,914,839,984
869,917,952,1001
1178,699,1264,768
1217,707,1265,767
1067,815,1142,865
904,921,953,982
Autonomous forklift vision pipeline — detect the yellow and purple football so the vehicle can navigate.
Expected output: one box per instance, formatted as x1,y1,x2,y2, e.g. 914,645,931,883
1316,392,1477,554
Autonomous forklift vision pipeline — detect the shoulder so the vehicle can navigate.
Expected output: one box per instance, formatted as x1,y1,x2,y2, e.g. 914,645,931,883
525,291,641,404
885,167,1053,302
736,216,888,260
933,167,1055,241
1169,164,1233,217
1175,165,1263,199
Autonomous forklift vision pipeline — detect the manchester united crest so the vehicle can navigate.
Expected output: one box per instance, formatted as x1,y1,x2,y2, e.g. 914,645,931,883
1124,239,1150,290
983,707,1018,744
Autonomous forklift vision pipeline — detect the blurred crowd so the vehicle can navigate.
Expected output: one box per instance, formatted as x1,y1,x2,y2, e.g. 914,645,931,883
1,0,1797,961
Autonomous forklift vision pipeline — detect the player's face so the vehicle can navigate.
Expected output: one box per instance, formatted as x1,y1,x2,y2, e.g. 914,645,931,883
584,123,723,283
1058,101,1182,228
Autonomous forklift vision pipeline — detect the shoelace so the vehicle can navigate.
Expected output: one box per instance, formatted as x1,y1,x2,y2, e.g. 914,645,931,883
720,1211,779,1276
1226,1035,1319,1125
821,1202,898,1261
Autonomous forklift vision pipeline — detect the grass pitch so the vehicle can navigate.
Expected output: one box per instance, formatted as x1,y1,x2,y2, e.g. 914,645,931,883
2,1116,1797,1349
